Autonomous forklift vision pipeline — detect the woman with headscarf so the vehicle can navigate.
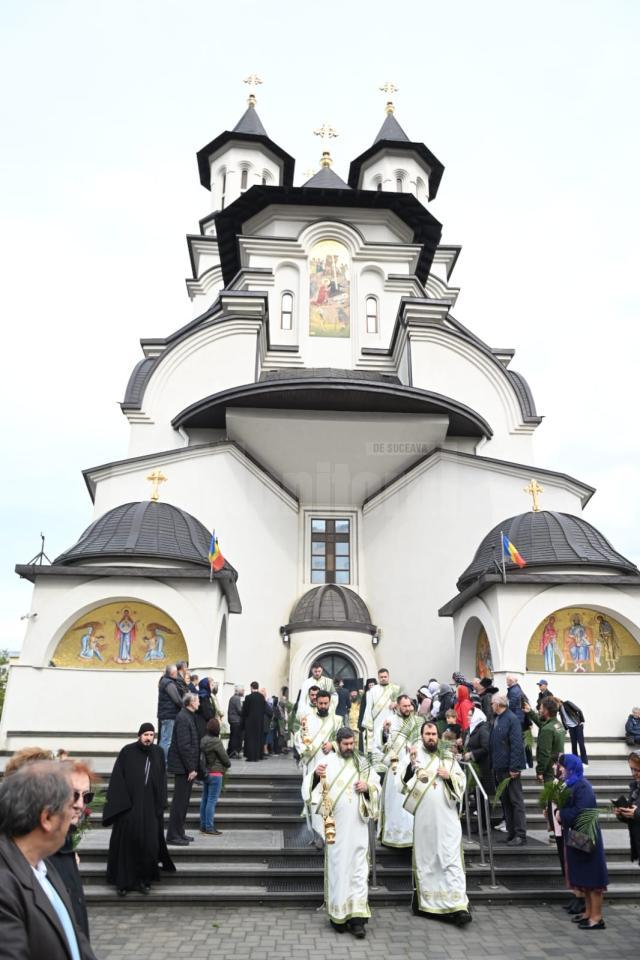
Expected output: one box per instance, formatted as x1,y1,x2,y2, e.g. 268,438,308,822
463,704,498,824
454,685,473,733
556,753,608,930
195,677,215,739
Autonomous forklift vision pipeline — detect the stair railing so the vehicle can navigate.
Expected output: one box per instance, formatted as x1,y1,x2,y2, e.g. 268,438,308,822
460,760,497,888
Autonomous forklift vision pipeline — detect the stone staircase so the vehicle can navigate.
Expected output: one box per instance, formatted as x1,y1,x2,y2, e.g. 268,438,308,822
2,739,638,905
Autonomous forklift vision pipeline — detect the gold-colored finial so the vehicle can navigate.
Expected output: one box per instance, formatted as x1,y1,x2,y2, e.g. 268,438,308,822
379,81,399,113
524,478,544,512
147,470,167,502
243,73,263,105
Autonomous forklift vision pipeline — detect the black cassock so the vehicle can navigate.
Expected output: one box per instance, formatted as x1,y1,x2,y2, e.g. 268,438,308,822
242,691,266,761
103,741,175,890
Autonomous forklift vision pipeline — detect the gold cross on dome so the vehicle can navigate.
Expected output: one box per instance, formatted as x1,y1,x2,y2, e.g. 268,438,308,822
524,478,544,512
147,470,167,502
379,81,399,97
303,168,316,180
243,73,263,90
313,123,338,151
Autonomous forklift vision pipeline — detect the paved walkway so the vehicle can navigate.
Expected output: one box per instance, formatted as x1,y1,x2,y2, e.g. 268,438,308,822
89,902,640,959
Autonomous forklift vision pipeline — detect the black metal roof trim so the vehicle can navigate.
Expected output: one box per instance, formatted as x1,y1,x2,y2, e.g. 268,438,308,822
171,377,492,439
439,571,640,618
507,370,541,422
121,292,269,412
302,166,351,190
362,448,595,510
15,562,242,614
82,440,299,507
122,357,155,408
258,367,401,384
348,139,445,200
285,584,376,635
196,131,295,191
457,510,637,591
53,501,222,568
213,184,442,288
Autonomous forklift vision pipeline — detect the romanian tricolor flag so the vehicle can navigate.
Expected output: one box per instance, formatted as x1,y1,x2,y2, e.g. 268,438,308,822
208,532,225,573
502,533,526,569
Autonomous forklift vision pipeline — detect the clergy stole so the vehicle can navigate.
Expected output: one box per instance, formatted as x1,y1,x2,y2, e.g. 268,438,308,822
379,713,422,848
309,751,380,924
403,748,469,915
298,675,337,718
363,683,401,768
297,712,341,833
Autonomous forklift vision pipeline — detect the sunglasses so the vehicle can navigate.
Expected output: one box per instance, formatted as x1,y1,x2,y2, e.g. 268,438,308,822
72,790,94,805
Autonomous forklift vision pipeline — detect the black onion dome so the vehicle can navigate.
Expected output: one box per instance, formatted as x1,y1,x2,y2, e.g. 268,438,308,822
286,585,375,635
458,510,637,590
55,501,235,574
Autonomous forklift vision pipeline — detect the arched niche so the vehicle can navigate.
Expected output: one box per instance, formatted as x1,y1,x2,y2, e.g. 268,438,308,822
526,606,640,675
308,239,350,339
218,614,228,670
459,615,489,677
51,600,188,669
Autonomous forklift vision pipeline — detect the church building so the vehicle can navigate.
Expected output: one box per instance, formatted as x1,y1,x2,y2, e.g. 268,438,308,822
3,82,639,749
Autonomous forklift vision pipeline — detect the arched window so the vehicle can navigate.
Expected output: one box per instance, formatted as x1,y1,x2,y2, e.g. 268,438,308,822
396,175,404,192
365,296,378,334
262,175,267,185
376,181,382,192
281,291,294,330
220,170,227,209
240,168,248,192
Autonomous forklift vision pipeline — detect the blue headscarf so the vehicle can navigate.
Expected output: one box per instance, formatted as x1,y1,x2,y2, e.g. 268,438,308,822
559,753,584,787
198,677,211,699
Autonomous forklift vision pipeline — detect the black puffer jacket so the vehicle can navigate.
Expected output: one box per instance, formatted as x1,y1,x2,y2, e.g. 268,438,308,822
167,707,199,775
157,676,182,721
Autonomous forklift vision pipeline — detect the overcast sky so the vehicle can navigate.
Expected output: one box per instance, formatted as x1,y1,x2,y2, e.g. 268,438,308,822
1,0,639,650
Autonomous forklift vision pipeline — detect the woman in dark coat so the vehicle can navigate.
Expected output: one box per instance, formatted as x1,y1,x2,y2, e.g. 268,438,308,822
195,677,215,739
462,705,499,826
614,749,640,866
557,753,608,930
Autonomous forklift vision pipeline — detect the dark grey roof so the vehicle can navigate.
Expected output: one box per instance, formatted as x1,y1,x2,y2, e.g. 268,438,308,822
55,501,236,577
457,510,638,590
259,368,400,385
233,103,268,137
122,357,155,409
374,112,410,144
285,585,376,635
302,166,351,190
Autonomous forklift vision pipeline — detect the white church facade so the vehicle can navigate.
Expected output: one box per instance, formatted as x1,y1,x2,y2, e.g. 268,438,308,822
3,88,640,749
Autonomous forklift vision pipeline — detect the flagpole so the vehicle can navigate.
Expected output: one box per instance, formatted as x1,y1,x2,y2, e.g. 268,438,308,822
500,530,506,585
209,529,215,583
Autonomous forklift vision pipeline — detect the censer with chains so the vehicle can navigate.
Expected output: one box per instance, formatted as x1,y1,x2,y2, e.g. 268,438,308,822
319,770,336,844
301,714,311,746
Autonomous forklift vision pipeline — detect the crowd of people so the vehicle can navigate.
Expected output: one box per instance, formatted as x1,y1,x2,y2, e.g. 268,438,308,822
0,663,639,955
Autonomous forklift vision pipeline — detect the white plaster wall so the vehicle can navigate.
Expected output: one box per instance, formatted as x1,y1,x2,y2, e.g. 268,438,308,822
90,445,300,698
410,331,535,456
452,582,640,737
0,575,227,747
127,323,259,457
361,455,587,686
360,153,432,205
210,144,281,211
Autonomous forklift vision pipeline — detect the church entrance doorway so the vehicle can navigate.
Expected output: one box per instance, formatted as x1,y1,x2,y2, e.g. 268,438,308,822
315,651,361,690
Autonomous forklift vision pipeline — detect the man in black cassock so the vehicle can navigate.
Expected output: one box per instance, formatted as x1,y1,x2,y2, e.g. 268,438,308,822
242,682,266,761
103,722,175,896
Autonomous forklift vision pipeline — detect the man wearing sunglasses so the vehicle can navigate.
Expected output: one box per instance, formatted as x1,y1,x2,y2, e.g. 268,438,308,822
103,723,175,896
48,761,95,940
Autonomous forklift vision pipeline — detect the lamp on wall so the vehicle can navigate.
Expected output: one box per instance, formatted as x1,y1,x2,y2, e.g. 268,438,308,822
280,627,290,645
372,628,381,647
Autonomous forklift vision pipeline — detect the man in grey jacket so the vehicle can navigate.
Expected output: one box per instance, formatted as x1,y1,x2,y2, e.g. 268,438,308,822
227,686,244,758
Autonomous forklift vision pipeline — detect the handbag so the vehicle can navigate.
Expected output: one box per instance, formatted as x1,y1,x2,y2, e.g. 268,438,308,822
566,828,594,854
